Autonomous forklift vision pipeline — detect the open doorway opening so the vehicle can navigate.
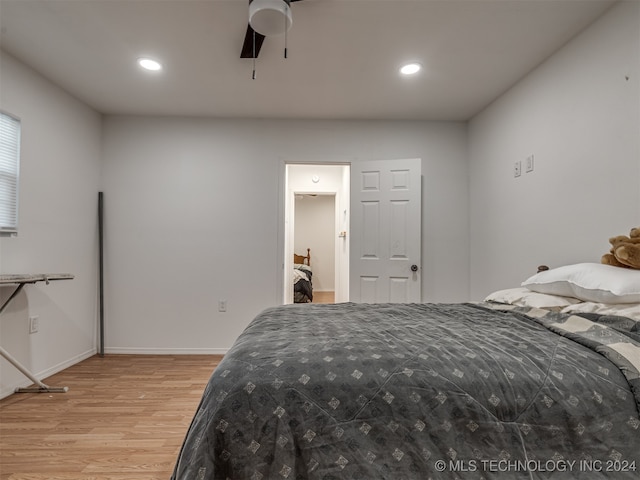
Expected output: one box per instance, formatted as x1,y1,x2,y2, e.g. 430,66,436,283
284,164,350,305
295,194,335,303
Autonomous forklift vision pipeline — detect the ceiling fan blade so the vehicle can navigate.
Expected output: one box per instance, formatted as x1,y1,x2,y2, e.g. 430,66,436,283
240,24,266,58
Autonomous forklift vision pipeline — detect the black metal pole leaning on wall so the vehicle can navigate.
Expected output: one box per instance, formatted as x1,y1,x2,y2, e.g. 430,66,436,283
98,191,105,357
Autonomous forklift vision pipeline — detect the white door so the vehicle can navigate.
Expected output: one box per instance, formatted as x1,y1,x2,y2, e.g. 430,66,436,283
350,158,421,303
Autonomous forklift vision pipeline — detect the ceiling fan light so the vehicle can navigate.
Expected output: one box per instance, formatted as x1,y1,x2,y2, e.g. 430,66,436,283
400,63,422,75
138,58,162,71
249,0,292,37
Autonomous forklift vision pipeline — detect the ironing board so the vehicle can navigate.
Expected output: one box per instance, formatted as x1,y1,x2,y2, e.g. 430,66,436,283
0,274,74,393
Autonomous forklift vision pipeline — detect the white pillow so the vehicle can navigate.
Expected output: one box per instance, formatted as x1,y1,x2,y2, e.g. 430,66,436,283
521,263,640,304
485,287,581,311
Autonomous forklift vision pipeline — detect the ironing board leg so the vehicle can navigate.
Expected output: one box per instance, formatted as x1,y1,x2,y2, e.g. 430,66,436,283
0,283,69,393
0,346,68,393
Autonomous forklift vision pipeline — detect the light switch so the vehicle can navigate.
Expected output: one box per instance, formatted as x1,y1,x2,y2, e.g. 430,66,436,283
525,155,534,173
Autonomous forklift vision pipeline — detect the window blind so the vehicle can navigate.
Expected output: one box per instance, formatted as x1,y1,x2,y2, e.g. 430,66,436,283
0,112,21,234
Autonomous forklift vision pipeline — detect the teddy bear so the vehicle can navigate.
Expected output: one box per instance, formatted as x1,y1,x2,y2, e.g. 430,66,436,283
601,227,640,269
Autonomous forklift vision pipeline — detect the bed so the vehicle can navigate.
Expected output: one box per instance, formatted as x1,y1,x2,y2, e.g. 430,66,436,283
294,248,313,303
172,263,640,479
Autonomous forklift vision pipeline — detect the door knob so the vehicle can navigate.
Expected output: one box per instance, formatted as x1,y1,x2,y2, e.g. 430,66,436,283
411,264,418,272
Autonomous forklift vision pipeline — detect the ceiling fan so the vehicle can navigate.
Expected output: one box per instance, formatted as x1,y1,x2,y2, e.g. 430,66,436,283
240,0,303,59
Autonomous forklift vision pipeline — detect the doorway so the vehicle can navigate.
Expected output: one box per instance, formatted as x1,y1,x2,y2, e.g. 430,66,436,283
284,164,350,304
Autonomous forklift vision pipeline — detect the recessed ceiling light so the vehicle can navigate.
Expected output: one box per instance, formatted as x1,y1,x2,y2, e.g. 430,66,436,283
138,58,163,71
400,63,422,75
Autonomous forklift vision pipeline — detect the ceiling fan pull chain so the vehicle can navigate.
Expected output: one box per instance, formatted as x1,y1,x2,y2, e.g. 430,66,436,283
252,29,257,79
284,6,288,59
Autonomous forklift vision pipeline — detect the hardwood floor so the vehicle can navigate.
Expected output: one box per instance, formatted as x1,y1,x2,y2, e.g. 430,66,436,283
0,354,222,480
312,291,335,304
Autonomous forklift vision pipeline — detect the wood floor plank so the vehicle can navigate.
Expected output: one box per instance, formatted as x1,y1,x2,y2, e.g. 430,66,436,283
0,354,221,480
312,290,335,304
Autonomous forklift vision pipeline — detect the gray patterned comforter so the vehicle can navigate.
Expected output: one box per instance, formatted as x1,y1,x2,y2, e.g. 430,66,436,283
171,302,640,479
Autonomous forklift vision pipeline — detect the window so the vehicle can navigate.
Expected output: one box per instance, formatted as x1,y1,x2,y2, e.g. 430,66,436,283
0,111,21,236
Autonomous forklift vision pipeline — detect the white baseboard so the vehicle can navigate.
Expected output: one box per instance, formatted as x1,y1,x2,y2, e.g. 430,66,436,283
104,347,229,355
0,348,96,400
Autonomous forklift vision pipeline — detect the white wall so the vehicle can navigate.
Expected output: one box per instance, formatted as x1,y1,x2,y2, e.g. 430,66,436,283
468,1,640,299
295,194,335,291
0,52,102,397
101,117,469,353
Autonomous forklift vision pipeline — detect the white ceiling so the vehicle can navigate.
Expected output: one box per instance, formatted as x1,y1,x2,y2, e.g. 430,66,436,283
0,0,617,121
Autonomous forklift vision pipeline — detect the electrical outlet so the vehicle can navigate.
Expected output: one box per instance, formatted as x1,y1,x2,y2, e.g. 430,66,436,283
525,155,534,173
514,160,522,178
218,300,227,312
29,316,39,334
